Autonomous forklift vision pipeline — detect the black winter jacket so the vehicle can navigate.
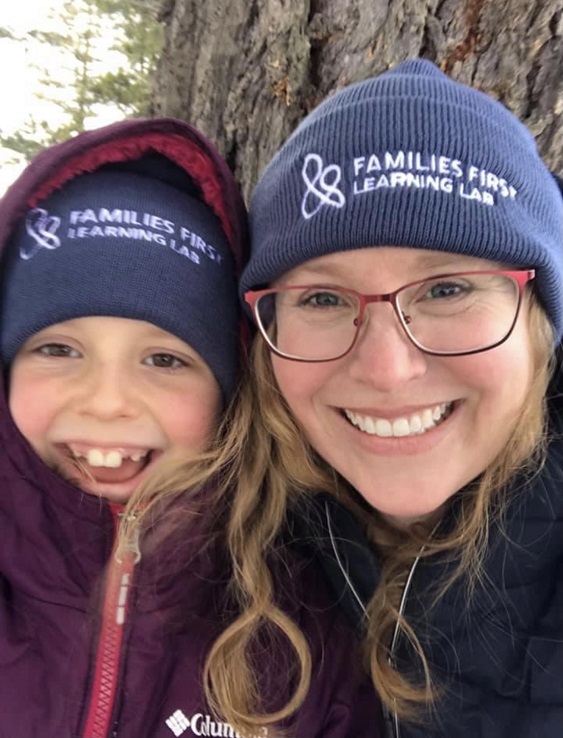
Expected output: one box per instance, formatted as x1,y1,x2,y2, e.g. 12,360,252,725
293,363,563,738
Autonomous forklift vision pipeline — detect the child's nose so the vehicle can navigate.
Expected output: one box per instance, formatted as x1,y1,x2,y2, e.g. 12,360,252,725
76,364,139,420
347,304,427,391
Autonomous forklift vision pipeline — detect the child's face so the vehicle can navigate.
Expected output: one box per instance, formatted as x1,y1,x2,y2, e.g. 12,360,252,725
9,316,222,502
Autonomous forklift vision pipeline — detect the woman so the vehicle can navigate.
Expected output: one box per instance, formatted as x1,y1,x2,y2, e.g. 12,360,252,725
236,59,563,737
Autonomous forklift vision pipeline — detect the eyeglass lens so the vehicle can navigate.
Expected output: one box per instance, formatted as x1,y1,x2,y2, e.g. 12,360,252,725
255,272,521,360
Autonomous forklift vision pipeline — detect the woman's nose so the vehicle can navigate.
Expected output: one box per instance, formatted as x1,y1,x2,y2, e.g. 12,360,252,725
347,305,428,391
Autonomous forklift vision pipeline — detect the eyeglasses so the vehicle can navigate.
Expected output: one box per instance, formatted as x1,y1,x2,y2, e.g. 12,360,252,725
244,269,535,362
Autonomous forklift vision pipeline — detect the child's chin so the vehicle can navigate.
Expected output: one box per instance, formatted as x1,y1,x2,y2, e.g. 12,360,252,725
51,461,144,504
78,480,138,504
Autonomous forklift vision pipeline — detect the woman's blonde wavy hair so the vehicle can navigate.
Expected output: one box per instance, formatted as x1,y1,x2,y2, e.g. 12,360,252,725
117,292,555,735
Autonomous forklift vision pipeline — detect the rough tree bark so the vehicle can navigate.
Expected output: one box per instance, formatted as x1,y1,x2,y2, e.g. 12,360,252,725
152,0,563,201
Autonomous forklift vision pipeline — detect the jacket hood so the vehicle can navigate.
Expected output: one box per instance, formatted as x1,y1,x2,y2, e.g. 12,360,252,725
0,118,250,523
0,117,248,275
0,117,250,382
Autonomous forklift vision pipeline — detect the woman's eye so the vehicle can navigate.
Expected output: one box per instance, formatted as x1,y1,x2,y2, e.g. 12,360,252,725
36,343,80,358
424,281,468,299
145,353,187,370
300,290,347,308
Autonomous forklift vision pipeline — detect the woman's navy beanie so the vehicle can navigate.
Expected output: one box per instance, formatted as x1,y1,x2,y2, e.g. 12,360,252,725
243,59,563,336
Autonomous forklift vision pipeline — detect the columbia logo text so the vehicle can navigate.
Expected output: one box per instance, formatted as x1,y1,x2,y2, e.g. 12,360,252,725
165,710,268,738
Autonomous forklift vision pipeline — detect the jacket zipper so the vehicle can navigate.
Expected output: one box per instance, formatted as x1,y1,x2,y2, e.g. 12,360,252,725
324,501,425,738
81,507,141,738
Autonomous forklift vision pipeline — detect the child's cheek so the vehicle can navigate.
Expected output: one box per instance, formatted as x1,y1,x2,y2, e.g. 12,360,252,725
8,369,53,453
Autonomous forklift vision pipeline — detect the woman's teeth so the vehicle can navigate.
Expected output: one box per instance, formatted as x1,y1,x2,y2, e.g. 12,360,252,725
344,402,452,438
70,448,148,468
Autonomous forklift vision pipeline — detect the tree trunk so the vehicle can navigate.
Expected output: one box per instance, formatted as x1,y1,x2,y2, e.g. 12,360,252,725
152,0,563,201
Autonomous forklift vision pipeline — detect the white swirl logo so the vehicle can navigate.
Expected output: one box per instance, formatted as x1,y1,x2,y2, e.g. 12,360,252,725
301,153,346,219
21,207,62,260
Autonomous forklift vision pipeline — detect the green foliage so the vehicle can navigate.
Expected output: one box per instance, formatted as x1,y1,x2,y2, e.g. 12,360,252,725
87,0,164,117
0,0,164,160
0,123,48,161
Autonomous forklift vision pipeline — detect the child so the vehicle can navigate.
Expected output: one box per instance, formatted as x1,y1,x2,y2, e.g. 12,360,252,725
0,119,381,737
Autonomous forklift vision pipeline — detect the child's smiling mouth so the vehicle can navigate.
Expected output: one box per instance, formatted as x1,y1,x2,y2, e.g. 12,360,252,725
56,443,160,489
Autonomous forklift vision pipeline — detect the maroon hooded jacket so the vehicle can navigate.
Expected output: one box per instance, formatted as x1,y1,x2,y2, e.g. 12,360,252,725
0,120,382,738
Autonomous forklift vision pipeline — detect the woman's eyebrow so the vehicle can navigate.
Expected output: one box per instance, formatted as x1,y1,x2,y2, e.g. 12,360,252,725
283,254,479,281
409,252,474,270
277,265,342,284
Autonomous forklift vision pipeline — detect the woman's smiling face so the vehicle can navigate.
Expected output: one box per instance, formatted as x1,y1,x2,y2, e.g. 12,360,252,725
270,247,534,525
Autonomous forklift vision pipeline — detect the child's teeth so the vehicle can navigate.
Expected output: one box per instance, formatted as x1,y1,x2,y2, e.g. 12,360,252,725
105,450,123,468
87,449,105,467
85,449,123,468
71,447,149,468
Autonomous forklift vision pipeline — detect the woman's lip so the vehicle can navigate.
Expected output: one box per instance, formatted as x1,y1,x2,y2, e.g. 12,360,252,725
338,403,458,455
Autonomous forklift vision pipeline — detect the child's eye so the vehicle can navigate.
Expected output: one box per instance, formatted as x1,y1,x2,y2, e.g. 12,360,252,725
144,353,187,370
36,343,80,358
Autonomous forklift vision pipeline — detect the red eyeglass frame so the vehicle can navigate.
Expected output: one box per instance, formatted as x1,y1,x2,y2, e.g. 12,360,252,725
244,269,536,362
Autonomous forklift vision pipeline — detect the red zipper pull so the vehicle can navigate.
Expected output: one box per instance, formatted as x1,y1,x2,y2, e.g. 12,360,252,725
81,507,140,738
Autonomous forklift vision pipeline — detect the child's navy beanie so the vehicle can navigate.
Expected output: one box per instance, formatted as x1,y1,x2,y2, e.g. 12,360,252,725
243,59,563,335
1,170,240,403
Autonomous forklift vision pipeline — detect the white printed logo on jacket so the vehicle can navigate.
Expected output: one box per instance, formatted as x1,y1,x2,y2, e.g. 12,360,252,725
165,710,268,738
